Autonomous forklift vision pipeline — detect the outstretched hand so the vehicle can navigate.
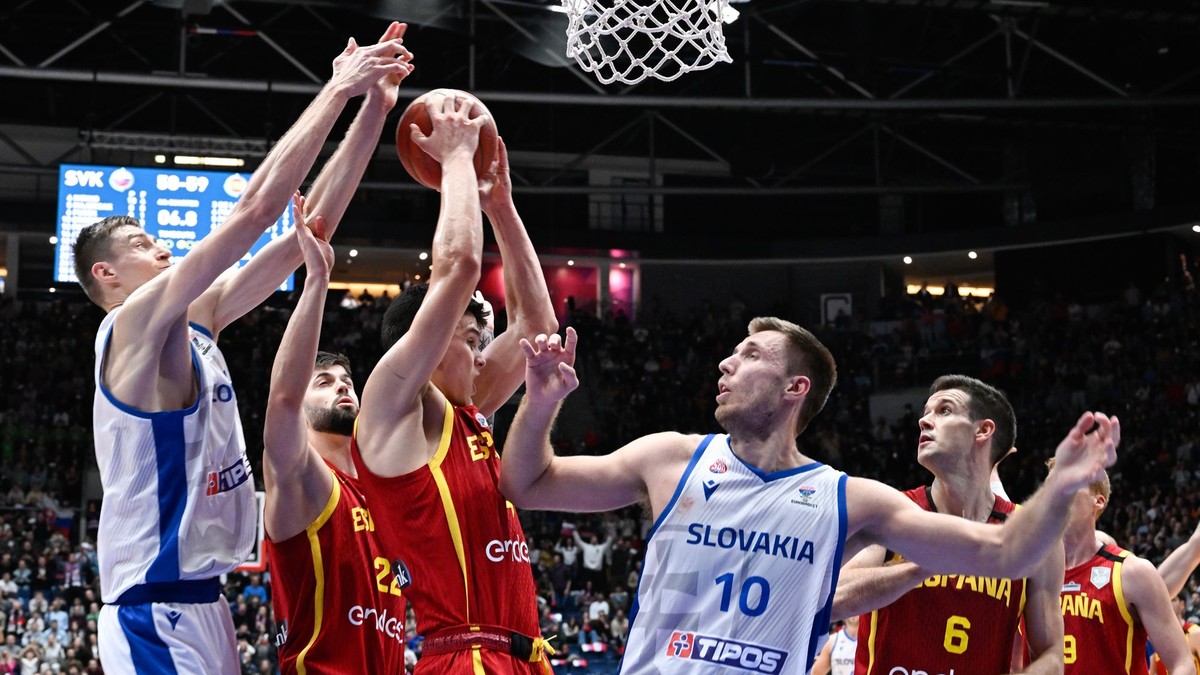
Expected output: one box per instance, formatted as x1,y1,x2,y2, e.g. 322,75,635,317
367,21,414,110
329,32,410,99
520,327,579,406
292,193,333,278
411,95,486,163
478,137,512,214
1049,412,1120,495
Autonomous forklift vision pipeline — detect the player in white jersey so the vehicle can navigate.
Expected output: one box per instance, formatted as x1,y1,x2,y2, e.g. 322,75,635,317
72,31,410,674
501,317,1121,674
813,616,859,675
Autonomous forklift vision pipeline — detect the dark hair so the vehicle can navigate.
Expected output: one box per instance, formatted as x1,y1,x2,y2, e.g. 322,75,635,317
314,351,351,375
929,374,1016,466
747,317,837,436
381,283,489,349
72,216,141,302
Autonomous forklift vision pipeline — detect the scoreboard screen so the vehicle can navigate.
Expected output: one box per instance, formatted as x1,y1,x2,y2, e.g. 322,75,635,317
54,163,294,291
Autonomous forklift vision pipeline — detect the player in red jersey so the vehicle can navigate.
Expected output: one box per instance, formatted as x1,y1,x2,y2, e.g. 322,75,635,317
351,94,558,673
835,375,1064,674
1058,463,1191,674
1149,595,1200,674
261,24,415,673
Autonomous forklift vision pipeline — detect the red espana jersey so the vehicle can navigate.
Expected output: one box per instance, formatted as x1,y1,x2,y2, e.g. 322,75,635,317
1062,544,1147,675
1149,621,1200,675
265,467,406,674
856,486,1028,675
352,401,546,674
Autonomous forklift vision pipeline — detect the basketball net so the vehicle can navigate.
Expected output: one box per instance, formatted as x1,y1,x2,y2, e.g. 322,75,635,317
563,0,733,84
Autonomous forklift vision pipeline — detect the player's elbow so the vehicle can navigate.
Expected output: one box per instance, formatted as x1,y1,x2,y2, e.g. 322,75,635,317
435,249,482,282
498,474,537,509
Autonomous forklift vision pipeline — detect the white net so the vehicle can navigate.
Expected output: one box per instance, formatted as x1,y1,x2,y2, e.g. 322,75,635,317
563,0,734,85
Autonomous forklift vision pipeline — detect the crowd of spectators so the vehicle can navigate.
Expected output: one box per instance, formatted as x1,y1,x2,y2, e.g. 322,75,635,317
2,268,1200,672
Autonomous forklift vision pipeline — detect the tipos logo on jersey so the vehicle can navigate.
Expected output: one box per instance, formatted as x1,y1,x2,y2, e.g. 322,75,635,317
709,459,728,474
1090,567,1111,589
206,455,253,496
664,631,787,674
1062,581,1082,592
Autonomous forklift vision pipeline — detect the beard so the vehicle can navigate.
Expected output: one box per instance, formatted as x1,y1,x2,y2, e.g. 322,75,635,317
306,404,356,437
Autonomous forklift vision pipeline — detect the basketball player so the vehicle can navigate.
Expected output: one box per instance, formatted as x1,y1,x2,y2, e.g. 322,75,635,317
350,98,559,672
73,35,409,673
262,26,415,672
1058,463,1191,674
262,203,406,672
1149,594,1200,674
812,615,859,675
501,322,1118,674
835,375,1064,674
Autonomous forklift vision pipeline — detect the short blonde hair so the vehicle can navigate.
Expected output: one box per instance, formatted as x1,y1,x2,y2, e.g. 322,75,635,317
1046,458,1110,517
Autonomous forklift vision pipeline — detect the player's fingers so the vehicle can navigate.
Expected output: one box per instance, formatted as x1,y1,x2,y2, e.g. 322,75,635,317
559,363,579,388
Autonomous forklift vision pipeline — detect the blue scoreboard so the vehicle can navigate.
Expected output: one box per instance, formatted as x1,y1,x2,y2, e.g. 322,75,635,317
54,163,294,291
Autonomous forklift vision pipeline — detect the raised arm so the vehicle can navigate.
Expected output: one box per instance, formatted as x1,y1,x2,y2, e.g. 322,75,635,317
103,37,407,410
849,412,1119,580
1158,519,1200,597
356,95,487,476
1125,555,1193,674
262,199,337,542
498,328,692,514
192,23,415,337
1018,545,1066,675
135,36,406,333
473,138,558,416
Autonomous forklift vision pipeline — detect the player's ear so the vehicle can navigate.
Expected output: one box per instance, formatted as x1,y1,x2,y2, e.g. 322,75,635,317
785,375,810,399
92,261,118,287
976,419,996,443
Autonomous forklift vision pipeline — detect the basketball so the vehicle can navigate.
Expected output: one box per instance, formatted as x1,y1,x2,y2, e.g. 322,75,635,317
396,89,500,190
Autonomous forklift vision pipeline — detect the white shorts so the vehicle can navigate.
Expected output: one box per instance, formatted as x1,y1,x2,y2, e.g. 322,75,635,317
98,595,239,674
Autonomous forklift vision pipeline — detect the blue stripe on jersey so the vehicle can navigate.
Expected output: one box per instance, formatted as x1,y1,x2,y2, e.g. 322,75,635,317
146,411,189,582
807,472,850,671
117,604,178,675
734,453,824,483
188,322,213,339
644,434,714,543
98,325,203,419
626,434,715,637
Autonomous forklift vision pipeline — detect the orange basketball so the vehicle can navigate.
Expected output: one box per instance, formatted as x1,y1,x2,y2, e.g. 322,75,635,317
396,89,500,190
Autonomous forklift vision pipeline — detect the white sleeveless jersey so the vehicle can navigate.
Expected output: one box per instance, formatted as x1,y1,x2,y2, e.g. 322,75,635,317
829,628,857,675
621,434,847,675
93,310,257,602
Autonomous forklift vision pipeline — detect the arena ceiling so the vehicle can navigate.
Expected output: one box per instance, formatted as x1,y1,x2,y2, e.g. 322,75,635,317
1,0,1199,261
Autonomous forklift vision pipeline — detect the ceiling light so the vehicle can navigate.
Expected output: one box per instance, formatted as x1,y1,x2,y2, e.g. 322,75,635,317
49,236,58,245
174,155,245,167
619,262,627,269
349,249,358,257
989,0,1049,7
903,256,912,265
419,252,428,260
1193,225,1200,233
567,260,575,266
968,251,978,259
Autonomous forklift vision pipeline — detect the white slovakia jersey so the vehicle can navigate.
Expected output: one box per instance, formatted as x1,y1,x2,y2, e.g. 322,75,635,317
829,628,857,675
621,434,847,675
93,311,257,602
